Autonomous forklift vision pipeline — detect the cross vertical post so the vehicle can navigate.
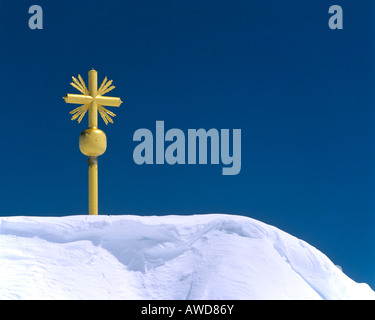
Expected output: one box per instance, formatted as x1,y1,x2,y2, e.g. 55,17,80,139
88,69,98,129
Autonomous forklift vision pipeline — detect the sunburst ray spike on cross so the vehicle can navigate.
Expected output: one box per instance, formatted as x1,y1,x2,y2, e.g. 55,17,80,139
63,69,123,215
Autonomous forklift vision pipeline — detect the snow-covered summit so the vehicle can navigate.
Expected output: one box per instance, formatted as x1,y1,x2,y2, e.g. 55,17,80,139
0,214,374,300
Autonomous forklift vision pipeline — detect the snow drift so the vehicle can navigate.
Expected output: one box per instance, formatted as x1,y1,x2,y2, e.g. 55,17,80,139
0,214,374,300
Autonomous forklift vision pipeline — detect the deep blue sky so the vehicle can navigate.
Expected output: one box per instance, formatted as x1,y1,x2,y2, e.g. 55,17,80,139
1,1,374,289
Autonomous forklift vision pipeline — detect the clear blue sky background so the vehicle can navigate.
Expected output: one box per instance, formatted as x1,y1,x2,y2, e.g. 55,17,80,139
0,0,374,288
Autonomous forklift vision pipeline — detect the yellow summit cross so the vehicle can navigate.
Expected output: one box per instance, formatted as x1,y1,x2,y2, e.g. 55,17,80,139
63,69,123,215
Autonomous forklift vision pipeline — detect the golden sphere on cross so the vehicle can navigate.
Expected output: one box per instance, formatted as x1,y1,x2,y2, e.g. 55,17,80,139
79,128,107,157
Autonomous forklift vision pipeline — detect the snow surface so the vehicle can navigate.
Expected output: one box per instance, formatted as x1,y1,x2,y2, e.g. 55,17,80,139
0,214,374,300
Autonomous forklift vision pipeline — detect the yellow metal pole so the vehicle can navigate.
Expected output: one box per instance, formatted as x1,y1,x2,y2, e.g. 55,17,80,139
88,156,98,215
88,69,98,215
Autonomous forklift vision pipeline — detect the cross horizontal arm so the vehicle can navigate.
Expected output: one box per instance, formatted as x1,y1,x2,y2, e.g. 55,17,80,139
95,96,123,107
63,94,93,105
